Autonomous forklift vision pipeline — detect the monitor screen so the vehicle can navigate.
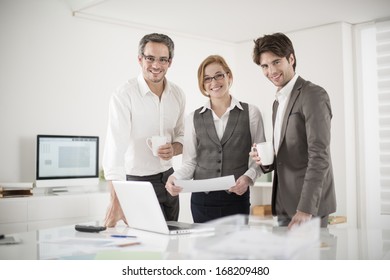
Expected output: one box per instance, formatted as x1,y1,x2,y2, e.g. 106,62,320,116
35,135,99,189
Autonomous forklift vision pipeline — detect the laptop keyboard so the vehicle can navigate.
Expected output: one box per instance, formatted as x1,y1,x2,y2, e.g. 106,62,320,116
168,224,190,230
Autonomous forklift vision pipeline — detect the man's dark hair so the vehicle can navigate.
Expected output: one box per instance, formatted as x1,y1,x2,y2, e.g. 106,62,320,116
253,32,296,70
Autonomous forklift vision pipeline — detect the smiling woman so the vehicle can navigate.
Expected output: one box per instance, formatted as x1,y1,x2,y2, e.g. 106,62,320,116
197,55,233,98
165,54,266,223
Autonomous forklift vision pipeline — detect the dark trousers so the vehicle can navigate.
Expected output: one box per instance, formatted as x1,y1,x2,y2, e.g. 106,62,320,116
191,190,250,223
126,168,179,221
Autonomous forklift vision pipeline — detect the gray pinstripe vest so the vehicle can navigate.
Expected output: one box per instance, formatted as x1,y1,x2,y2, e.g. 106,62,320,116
193,102,251,181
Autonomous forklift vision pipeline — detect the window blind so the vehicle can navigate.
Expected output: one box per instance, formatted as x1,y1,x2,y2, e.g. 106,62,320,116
377,20,390,215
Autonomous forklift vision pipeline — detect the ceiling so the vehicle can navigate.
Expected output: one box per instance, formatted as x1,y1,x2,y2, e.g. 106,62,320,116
67,0,390,43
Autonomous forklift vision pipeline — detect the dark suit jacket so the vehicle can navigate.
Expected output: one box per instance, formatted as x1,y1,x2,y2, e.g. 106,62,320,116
266,76,336,218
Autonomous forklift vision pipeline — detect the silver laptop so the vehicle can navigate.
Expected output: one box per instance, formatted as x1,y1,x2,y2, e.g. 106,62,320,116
113,180,214,235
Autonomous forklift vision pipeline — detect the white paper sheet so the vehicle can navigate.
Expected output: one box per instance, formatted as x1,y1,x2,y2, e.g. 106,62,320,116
174,175,235,193
192,218,320,259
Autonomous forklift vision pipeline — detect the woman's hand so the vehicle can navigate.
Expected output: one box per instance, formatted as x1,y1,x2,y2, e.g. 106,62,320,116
165,175,183,196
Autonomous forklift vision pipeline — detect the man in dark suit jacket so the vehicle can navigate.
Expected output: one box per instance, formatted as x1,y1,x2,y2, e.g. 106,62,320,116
251,33,336,228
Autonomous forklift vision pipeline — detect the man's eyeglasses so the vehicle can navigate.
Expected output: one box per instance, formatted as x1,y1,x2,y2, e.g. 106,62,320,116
203,72,228,84
142,54,170,65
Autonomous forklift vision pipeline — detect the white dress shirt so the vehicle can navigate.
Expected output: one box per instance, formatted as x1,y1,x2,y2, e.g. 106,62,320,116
274,74,298,154
173,96,265,185
103,74,186,181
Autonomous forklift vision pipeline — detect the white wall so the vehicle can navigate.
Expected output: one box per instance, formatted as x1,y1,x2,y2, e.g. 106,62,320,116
1,1,355,224
0,0,235,182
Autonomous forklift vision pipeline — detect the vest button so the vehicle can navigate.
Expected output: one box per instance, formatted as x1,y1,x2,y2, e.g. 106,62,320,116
217,160,221,163
217,169,221,173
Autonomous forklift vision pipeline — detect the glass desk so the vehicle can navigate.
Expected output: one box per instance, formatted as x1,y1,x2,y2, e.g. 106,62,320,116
1,216,389,260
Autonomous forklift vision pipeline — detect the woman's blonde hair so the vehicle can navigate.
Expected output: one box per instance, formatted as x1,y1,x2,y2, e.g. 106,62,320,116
197,55,233,97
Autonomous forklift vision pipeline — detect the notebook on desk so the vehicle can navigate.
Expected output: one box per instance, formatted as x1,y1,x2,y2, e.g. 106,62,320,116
112,180,214,235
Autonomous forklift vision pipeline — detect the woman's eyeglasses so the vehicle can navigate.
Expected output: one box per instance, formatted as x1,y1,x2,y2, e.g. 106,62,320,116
203,72,228,84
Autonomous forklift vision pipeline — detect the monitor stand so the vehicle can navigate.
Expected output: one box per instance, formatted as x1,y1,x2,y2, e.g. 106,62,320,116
49,187,69,194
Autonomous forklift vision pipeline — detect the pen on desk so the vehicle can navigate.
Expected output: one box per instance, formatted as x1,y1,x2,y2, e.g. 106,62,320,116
117,241,141,248
110,234,137,238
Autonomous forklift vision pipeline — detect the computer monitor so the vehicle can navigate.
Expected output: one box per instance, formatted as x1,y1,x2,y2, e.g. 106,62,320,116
35,135,99,191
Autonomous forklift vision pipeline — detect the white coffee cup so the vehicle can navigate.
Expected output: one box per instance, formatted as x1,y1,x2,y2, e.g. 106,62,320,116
146,136,167,156
255,141,274,166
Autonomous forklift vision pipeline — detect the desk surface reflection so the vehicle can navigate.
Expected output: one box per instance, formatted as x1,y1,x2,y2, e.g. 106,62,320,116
1,216,389,260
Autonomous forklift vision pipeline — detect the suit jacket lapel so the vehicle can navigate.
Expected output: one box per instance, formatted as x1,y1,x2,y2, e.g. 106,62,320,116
278,76,304,151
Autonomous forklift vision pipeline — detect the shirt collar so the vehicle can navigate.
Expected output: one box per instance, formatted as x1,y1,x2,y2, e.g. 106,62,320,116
137,73,170,96
275,73,299,102
199,95,243,114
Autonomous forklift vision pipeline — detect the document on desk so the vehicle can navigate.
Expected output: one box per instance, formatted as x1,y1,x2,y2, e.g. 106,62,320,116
193,218,321,259
174,175,235,193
